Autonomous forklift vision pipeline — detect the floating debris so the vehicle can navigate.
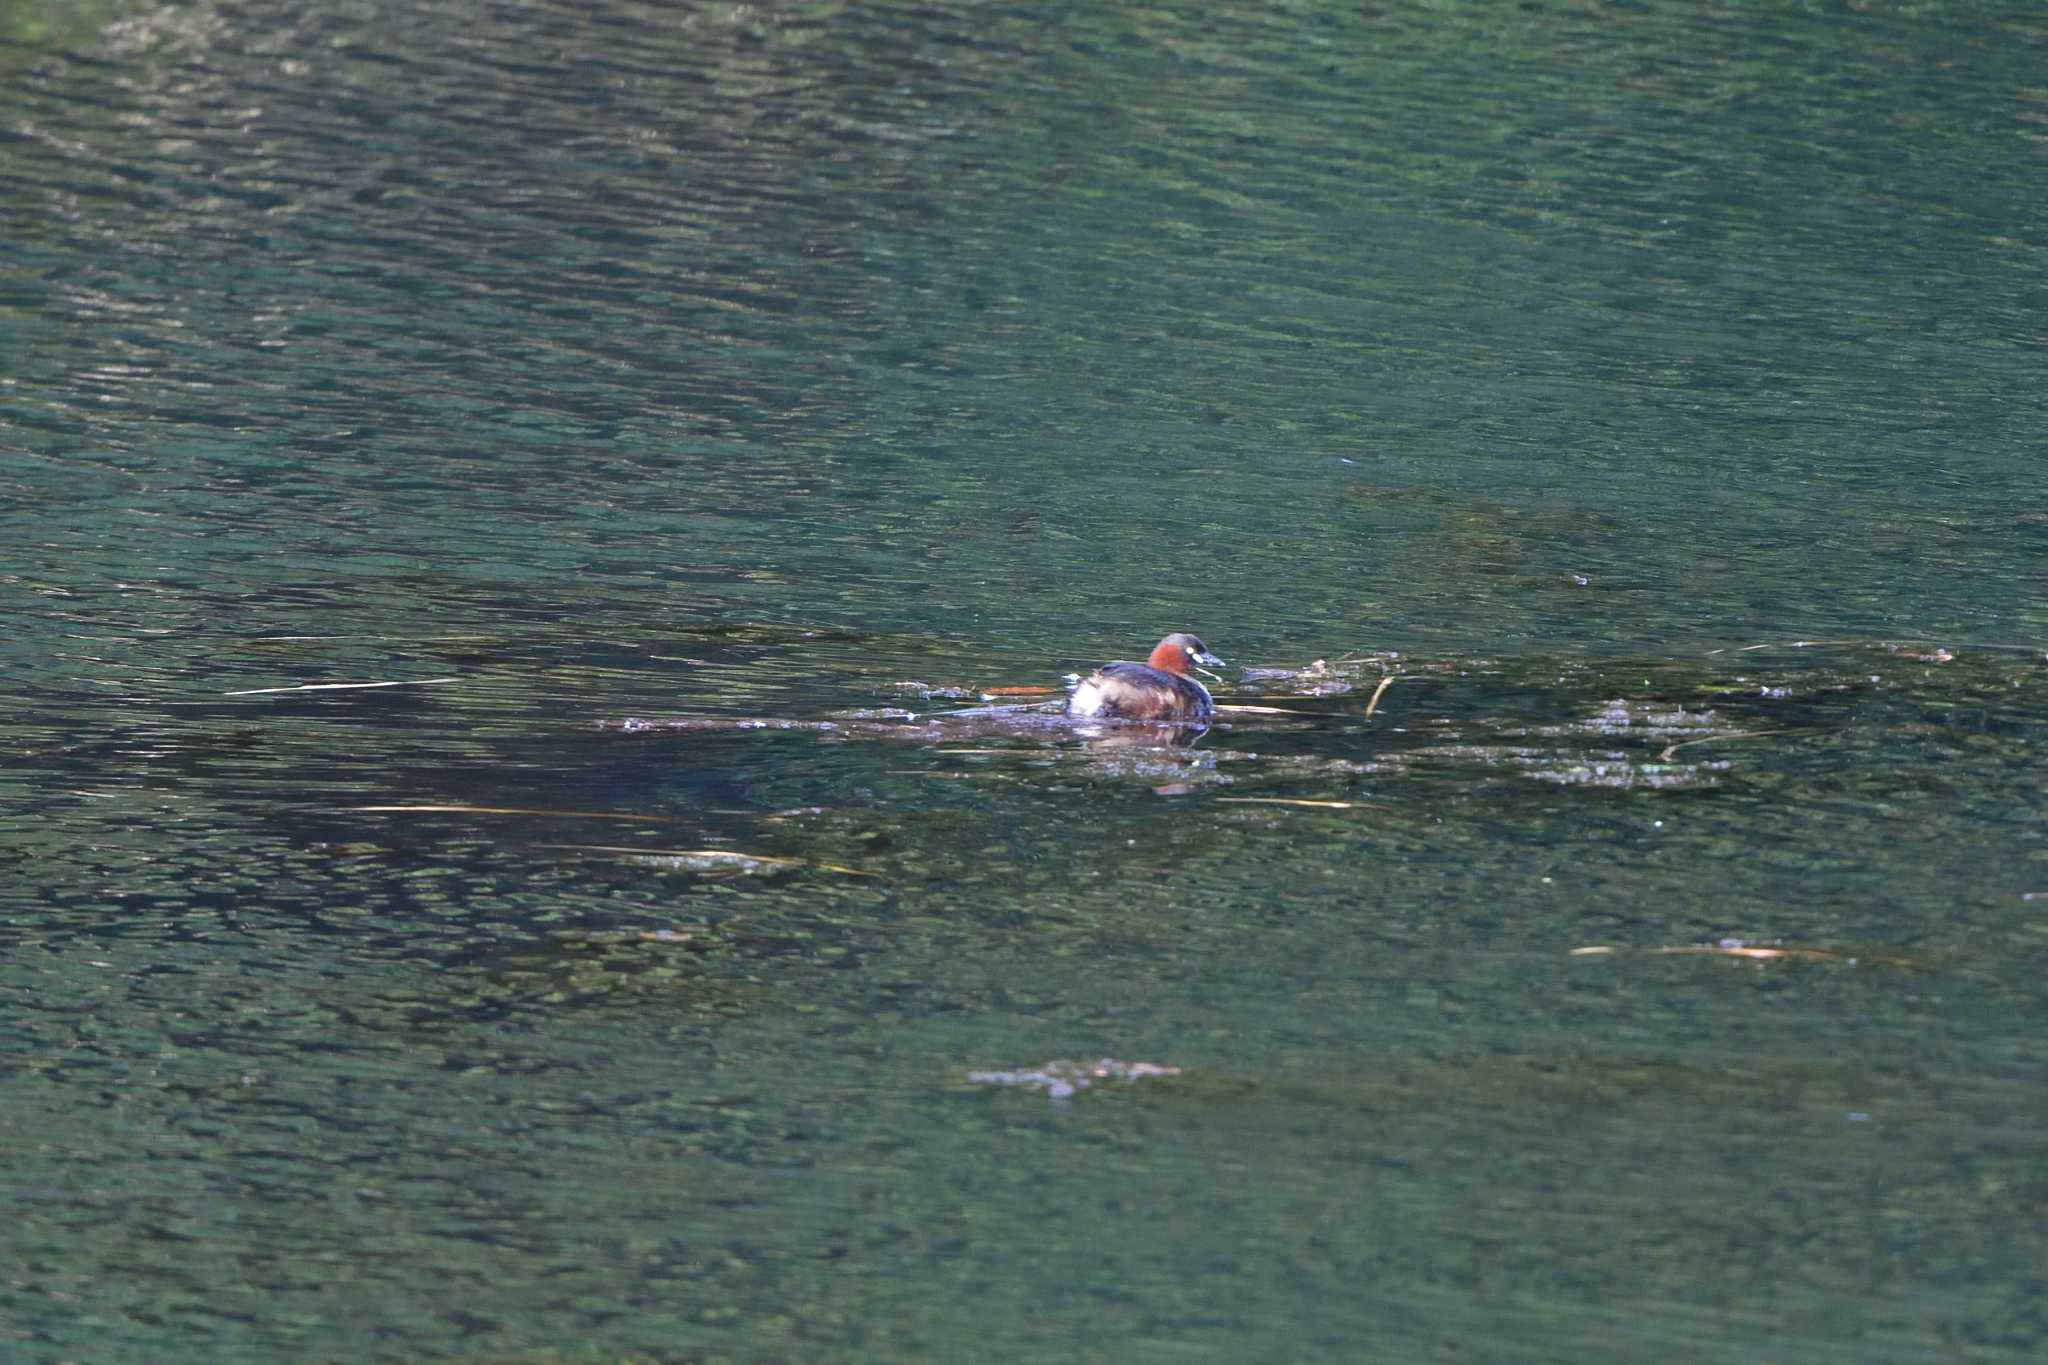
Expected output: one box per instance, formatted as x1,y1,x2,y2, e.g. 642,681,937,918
1719,638,1959,661
1571,938,1914,966
885,682,976,699
1238,658,1357,694
343,803,667,822
1363,673,1396,716
609,716,844,733
1656,729,1791,762
638,928,709,943
1883,645,1954,663
535,844,875,877
1215,797,1386,811
226,677,461,696
966,1058,1182,1100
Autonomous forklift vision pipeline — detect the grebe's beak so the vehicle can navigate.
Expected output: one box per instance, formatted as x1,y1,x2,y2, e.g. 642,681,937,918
1188,649,1226,683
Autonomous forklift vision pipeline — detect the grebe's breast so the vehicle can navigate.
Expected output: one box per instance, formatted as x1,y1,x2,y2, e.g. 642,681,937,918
1067,661,1214,722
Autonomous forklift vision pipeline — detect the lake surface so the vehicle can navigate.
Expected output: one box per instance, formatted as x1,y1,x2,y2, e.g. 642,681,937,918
5,1,2046,1359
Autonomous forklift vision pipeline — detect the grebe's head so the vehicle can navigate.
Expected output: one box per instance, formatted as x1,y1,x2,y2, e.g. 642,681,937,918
1147,632,1224,676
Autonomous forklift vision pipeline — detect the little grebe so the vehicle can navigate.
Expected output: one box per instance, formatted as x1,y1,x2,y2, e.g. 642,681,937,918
1067,632,1224,722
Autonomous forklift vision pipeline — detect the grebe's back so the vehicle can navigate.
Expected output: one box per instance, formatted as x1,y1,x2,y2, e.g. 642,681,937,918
1067,632,1223,722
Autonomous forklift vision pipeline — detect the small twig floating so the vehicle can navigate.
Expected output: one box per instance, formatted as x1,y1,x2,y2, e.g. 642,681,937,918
1727,640,1863,653
1717,638,1973,656
1363,674,1396,717
343,804,667,822
239,635,492,642
1655,729,1790,763
1571,941,1913,966
1215,797,1388,811
535,843,876,877
225,677,461,696
1210,703,1316,716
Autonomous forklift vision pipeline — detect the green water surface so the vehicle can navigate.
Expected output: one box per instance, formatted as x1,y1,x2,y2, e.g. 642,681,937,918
4,1,2046,1360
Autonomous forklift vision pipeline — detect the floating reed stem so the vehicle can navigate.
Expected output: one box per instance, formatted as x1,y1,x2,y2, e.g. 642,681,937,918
226,677,461,696
1654,729,1788,763
342,804,667,822
1215,797,1387,811
536,843,875,877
